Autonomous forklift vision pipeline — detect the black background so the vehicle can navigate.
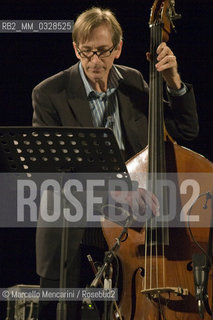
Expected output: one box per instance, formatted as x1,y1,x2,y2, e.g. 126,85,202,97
0,0,213,317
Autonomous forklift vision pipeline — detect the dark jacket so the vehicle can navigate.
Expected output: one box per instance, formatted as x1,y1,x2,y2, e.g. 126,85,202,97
32,62,198,279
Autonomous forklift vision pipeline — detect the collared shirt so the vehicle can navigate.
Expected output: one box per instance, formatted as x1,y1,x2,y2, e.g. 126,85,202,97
79,62,187,151
167,82,187,96
79,62,125,150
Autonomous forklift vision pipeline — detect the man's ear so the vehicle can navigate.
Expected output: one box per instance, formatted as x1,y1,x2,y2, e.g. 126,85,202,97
73,42,81,59
114,40,123,59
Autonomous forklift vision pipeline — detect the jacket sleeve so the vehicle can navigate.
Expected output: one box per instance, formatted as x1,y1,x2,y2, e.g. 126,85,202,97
164,83,199,142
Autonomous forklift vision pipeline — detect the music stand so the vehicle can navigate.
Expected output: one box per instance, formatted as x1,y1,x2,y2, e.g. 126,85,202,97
0,126,129,320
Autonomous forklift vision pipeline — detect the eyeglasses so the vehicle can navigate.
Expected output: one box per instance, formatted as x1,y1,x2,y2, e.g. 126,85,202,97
77,45,116,59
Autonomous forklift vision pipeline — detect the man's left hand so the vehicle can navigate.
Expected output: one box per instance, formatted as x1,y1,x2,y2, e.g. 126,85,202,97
155,42,182,90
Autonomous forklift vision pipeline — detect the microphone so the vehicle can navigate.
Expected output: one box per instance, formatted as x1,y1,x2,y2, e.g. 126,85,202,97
192,253,210,319
106,116,114,130
103,264,113,290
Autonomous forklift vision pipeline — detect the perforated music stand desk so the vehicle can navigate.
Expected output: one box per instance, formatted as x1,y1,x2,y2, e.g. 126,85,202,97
0,126,127,173
0,126,129,320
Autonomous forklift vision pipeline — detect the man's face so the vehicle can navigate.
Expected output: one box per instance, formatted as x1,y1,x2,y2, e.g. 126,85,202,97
73,24,122,89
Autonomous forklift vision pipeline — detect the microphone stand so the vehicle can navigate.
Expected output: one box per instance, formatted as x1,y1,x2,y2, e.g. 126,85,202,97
89,216,132,320
204,190,213,317
208,190,213,319
192,191,213,319
56,172,69,320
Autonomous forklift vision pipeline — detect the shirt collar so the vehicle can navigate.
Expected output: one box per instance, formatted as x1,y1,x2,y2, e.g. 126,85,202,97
79,62,123,98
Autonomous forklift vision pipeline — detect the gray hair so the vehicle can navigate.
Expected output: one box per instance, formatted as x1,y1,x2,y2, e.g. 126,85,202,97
72,7,123,46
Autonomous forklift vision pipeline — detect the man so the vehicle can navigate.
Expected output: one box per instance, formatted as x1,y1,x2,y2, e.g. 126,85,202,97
32,7,198,319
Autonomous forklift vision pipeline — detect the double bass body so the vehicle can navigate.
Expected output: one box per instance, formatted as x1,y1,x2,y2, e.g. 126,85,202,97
103,143,213,319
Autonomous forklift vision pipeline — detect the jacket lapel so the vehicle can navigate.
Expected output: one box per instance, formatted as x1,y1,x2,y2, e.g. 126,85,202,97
66,63,94,127
116,74,148,158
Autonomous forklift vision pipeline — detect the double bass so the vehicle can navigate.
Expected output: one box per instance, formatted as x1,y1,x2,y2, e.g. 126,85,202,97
102,0,213,319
